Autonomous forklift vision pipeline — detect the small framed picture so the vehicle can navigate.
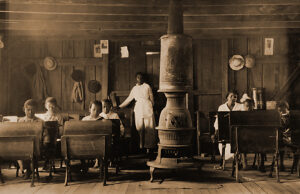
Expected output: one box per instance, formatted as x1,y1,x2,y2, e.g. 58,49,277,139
94,43,102,58
100,40,109,54
264,38,274,55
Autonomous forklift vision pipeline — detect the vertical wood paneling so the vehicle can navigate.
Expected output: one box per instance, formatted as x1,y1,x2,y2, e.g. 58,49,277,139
95,62,103,101
85,65,96,111
62,40,74,111
221,39,228,101
73,40,86,111
85,40,94,58
146,54,153,87
263,63,276,99
73,40,85,58
61,65,73,111
47,40,62,58
46,40,62,107
233,38,248,96
152,54,160,89
248,37,263,89
45,66,62,109
100,54,109,100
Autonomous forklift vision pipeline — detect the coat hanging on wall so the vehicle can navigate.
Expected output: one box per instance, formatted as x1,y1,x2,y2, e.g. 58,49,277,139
32,63,48,100
71,67,84,103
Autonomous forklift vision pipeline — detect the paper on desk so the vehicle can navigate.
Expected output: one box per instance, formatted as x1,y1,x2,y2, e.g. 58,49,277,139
3,116,18,122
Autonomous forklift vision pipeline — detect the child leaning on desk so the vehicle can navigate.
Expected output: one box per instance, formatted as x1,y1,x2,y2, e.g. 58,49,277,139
100,99,125,137
82,100,103,121
17,99,42,179
81,100,103,168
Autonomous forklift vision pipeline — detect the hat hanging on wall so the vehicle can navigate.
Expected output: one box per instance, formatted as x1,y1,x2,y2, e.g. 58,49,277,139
245,55,255,69
43,57,57,71
88,80,101,94
229,55,244,71
71,68,84,82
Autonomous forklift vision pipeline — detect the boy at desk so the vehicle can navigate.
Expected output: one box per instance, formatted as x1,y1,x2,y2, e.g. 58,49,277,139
100,99,124,137
81,100,103,168
17,99,41,179
82,100,102,121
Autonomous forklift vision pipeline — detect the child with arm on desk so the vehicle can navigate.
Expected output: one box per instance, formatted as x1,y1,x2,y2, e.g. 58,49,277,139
82,100,102,121
17,99,42,179
100,99,124,137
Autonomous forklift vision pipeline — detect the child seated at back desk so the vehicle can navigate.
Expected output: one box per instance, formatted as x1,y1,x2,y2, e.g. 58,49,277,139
17,99,42,179
39,97,64,128
38,97,63,170
82,100,102,121
277,100,292,171
100,99,125,137
81,100,102,168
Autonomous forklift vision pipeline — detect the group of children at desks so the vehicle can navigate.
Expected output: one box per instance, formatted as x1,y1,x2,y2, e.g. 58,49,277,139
213,90,294,173
4,96,126,179
0,81,295,182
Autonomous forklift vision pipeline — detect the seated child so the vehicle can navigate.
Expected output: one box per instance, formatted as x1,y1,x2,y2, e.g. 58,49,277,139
100,99,125,136
241,97,255,170
277,100,291,171
81,100,102,168
41,97,63,126
39,97,63,170
82,100,102,121
17,99,41,179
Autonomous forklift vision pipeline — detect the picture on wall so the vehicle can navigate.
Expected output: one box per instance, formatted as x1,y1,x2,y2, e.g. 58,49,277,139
264,38,274,56
94,43,102,58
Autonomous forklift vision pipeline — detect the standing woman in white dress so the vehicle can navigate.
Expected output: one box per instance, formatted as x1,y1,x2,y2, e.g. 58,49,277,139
119,72,157,152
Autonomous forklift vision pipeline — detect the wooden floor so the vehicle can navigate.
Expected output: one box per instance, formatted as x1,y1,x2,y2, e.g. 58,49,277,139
1,154,300,194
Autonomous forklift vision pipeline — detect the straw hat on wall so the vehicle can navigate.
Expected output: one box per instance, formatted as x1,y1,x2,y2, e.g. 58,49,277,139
245,55,255,68
229,55,244,71
43,57,57,71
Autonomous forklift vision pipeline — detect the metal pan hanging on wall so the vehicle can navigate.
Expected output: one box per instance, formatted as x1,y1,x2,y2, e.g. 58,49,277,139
88,80,101,94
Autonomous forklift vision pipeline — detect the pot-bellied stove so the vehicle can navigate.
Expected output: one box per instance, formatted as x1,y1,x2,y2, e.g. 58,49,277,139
147,0,197,182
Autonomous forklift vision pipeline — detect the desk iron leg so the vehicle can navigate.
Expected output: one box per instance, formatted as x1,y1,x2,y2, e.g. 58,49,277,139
269,155,275,178
276,152,280,182
275,129,280,183
0,167,4,183
30,157,35,187
232,155,236,177
64,159,69,186
222,143,226,170
297,155,300,177
235,153,239,182
103,157,107,186
35,161,40,182
150,167,155,182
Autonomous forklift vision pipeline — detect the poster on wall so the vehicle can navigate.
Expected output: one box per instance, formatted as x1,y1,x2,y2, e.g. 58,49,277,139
264,38,274,56
100,40,109,54
121,46,129,58
94,43,102,58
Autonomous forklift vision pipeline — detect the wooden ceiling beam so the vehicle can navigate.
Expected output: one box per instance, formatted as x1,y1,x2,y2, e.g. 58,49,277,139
4,13,300,23
4,3,300,16
3,0,300,6
2,21,300,31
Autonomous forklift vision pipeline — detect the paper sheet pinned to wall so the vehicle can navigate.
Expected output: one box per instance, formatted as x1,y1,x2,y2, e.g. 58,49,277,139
121,46,129,58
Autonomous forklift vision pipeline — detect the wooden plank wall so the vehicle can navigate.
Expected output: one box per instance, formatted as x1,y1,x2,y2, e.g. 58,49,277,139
193,35,295,115
228,36,291,101
0,35,297,117
1,38,108,116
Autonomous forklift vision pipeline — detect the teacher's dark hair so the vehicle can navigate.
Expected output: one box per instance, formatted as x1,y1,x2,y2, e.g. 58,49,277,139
135,72,144,78
225,90,239,99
